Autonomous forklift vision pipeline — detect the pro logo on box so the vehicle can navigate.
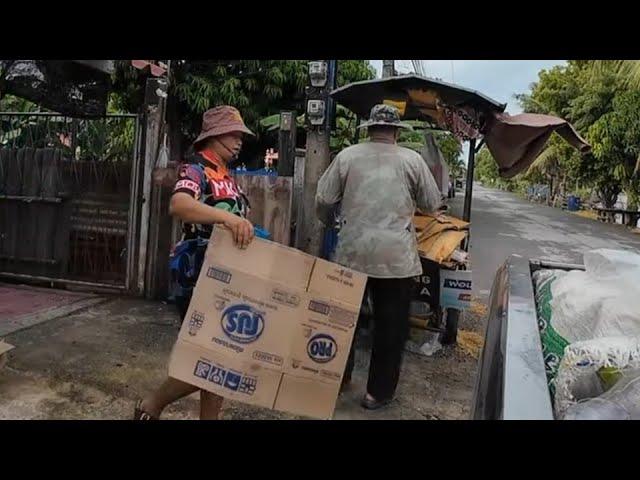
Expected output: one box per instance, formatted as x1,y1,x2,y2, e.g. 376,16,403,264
307,334,337,364
221,304,265,344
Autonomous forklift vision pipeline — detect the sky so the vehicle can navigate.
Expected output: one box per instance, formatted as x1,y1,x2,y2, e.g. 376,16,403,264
368,60,567,114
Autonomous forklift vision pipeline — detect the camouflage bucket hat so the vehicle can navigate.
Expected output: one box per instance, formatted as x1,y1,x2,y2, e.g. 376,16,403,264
194,105,255,145
357,104,413,130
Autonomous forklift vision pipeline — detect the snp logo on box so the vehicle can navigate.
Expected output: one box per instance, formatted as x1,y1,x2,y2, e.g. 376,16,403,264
307,334,337,364
221,304,265,344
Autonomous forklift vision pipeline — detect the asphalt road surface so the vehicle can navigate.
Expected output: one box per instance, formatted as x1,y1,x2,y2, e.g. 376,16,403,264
450,184,640,300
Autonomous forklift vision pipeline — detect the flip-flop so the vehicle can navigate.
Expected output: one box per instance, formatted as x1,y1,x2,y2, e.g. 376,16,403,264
133,400,158,420
360,395,393,410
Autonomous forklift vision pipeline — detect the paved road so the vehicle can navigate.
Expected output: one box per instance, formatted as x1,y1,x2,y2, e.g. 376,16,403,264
450,184,640,299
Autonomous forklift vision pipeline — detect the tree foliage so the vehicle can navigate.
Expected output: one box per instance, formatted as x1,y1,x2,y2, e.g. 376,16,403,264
397,124,464,176
110,60,375,165
477,60,640,209
587,89,640,208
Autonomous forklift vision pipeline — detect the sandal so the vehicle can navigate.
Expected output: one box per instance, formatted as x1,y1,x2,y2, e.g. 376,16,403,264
133,400,158,420
360,395,393,410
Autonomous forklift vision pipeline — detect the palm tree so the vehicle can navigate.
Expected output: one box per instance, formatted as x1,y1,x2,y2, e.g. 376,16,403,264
525,143,565,205
593,60,640,87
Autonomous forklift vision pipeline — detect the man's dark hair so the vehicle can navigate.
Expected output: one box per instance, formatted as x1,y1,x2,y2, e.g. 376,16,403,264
367,125,399,136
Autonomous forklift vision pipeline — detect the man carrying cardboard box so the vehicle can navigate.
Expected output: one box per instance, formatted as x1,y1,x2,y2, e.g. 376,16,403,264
134,106,256,420
316,104,442,410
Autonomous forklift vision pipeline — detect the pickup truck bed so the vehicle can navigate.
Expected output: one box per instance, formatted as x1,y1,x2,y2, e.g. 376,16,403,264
471,255,584,420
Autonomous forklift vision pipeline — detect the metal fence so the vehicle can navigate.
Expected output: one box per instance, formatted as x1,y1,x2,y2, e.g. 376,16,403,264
0,112,141,289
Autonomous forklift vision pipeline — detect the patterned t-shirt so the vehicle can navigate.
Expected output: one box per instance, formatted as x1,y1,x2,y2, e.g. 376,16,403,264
173,148,249,240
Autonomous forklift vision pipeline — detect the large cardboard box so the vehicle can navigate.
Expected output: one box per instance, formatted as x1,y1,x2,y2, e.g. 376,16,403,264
168,227,367,419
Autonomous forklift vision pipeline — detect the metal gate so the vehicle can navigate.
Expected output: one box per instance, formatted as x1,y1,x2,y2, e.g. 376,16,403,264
0,112,142,291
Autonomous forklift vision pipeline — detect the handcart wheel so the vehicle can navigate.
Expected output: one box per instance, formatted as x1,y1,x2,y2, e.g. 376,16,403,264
441,308,460,345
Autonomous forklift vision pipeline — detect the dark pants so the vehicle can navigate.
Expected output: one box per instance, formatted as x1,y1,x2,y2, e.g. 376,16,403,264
344,277,413,401
176,296,190,323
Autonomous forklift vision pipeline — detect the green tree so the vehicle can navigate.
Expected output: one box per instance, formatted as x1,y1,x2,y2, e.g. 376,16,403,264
0,94,39,112
474,147,500,185
397,123,463,176
568,61,625,132
111,60,375,163
397,123,426,152
516,60,634,207
523,137,581,204
337,61,376,89
587,89,640,209
474,147,524,192
112,60,373,133
515,63,580,118
434,132,463,177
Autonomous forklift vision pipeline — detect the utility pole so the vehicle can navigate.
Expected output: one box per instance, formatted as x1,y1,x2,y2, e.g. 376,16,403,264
382,60,395,78
297,60,337,256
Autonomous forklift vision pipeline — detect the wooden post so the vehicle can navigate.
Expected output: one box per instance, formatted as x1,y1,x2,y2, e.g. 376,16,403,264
146,159,174,299
18,148,38,273
299,130,331,256
136,77,166,297
145,78,175,300
277,111,296,177
4,149,21,269
292,149,306,247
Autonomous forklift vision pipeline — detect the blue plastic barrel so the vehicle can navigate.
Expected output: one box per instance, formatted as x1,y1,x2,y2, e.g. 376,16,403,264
567,195,579,211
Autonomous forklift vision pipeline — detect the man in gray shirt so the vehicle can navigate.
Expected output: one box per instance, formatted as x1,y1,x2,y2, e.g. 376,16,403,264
316,104,441,410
